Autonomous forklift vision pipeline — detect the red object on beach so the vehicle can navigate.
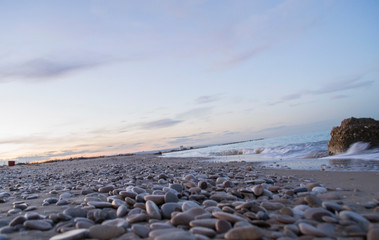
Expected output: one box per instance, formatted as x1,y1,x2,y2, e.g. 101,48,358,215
8,161,15,166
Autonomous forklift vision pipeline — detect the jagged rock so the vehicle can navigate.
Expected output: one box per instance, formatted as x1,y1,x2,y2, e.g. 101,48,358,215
328,117,379,155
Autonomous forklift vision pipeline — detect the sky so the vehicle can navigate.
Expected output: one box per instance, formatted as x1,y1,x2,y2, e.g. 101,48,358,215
0,0,378,162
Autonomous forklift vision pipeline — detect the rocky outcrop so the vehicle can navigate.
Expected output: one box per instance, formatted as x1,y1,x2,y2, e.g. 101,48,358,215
328,117,379,155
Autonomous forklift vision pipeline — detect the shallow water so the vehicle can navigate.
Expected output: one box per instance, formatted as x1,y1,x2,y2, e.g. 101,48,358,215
164,130,379,171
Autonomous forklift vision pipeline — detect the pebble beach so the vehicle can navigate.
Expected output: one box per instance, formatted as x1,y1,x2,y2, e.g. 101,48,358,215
1,155,379,240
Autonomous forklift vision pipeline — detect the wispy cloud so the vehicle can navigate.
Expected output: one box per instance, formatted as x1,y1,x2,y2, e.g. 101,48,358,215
177,107,213,119
195,95,220,104
0,57,114,82
140,118,183,129
269,72,375,106
168,131,212,145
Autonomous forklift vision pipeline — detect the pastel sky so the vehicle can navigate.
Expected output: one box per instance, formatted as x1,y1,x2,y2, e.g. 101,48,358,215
1,0,378,162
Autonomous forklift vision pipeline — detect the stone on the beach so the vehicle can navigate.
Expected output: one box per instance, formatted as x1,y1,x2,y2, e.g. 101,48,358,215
116,205,129,217
339,210,370,230
146,200,162,220
261,201,284,210
328,117,379,155
190,226,216,238
322,201,343,212
144,195,165,205
63,207,87,218
304,207,333,221
164,191,179,203
126,213,148,223
169,183,183,192
182,201,200,211
312,186,327,193
24,212,41,220
87,201,113,208
298,222,326,237
212,211,247,223
50,229,89,240
0,234,8,240
367,227,379,240
23,220,52,231
132,224,150,238
210,193,237,202
161,202,182,219
224,226,263,240
98,185,114,193
88,224,125,240
9,216,26,226
150,229,196,240
251,185,264,196
189,218,218,229
215,219,232,233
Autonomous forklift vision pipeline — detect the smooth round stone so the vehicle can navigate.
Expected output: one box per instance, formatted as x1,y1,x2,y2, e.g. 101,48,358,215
190,226,216,237
14,203,28,210
161,203,182,219
24,212,40,220
119,191,137,199
312,187,327,193
224,226,263,240
298,223,326,237
198,181,208,189
210,193,237,202
24,206,37,212
304,195,322,207
203,200,218,208
368,227,379,240
63,207,87,218
57,200,69,206
339,210,370,230
170,212,194,226
50,229,89,240
87,201,113,208
184,182,196,188
112,199,127,208
102,218,129,230
164,191,179,203
294,187,308,193
216,219,232,234
0,226,15,234
76,221,94,229
362,213,379,222
150,222,175,230
144,195,165,205
169,184,183,192
0,234,8,240
132,187,146,194
23,220,52,231
322,201,343,212
276,214,296,224
116,205,129,217
182,201,200,211
43,198,59,205
25,194,38,200
89,224,124,240
190,218,218,229
304,207,333,221
126,213,148,223
98,185,114,193
132,224,150,238
212,211,247,223
81,189,95,195
59,192,73,199
261,201,284,210
9,216,26,226
150,229,196,240
251,185,264,196
146,200,162,220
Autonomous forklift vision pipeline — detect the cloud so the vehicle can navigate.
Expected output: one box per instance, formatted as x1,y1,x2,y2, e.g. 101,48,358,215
177,107,213,119
0,57,113,82
167,131,212,145
270,72,375,106
141,118,183,129
195,95,220,104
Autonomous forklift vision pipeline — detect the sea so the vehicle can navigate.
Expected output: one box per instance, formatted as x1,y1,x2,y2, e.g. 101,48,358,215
163,130,379,171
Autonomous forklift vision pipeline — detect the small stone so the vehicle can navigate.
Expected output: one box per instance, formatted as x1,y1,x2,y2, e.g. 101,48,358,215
146,200,162,220
224,226,263,240
98,185,114,193
144,195,165,205
50,229,89,240
132,224,149,238
182,201,200,211
89,225,125,240
161,203,182,219
322,201,343,212
212,211,247,223
304,195,322,207
116,205,129,218
251,185,264,196
151,229,196,240
164,191,179,203
276,214,296,224
261,201,284,210
9,216,26,226
216,219,232,234
24,220,52,231
312,187,327,193
56,199,69,206
298,223,326,237
169,184,183,192
210,193,237,202
190,218,218,229
24,212,40,220
0,234,8,240
126,213,148,223
304,207,333,221
339,210,370,231
198,181,208,189
190,226,216,238
63,207,87,218
87,201,113,208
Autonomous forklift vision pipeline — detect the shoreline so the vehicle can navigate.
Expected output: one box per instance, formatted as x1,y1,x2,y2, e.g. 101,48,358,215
1,155,378,239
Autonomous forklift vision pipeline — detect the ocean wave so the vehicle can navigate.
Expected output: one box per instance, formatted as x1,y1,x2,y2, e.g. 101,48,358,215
324,142,379,160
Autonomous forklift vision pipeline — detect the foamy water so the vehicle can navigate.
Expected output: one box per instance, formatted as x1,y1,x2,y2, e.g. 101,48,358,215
163,131,379,171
